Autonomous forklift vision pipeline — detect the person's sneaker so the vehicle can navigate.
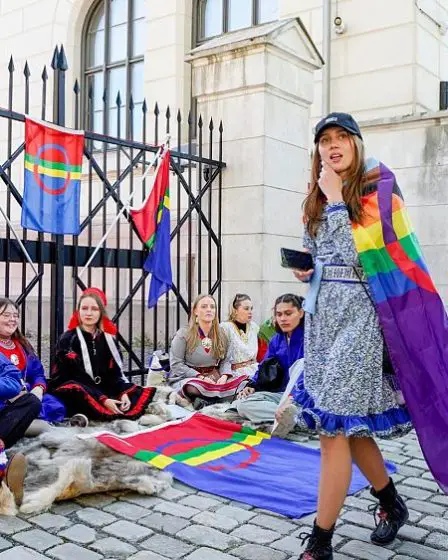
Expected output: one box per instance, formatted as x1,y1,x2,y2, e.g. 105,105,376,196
69,413,89,428
4,453,27,506
369,491,409,545
271,402,298,438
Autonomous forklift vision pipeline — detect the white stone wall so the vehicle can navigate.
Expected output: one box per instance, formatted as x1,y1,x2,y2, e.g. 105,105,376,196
280,0,448,121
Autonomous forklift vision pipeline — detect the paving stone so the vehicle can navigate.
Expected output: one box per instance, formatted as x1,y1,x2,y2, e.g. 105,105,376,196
103,519,153,541
184,548,239,560
270,536,305,554
397,524,428,542
141,534,194,559
153,501,200,519
0,546,47,559
214,505,256,523
172,481,197,494
29,513,71,530
58,523,96,544
338,540,394,559
425,532,448,551
197,491,228,503
228,500,253,510
431,495,448,507
179,494,223,510
12,529,62,552
120,494,163,508
90,537,137,557
0,517,31,536
231,543,288,560
230,524,280,544
104,500,151,520
75,494,116,507
406,459,430,470
406,499,446,516
75,507,117,527
47,543,103,560
382,452,408,464
249,514,299,535
139,512,189,535
51,503,81,516
342,511,378,529
177,524,242,550
396,541,448,560
402,477,441,492
0,539,9,552
418,515,448,533
396,464,425,478
344,496,374,511
293,512,316,527
191,511,240,532
395,485,432,501
158,487,188,501
128,553,170,560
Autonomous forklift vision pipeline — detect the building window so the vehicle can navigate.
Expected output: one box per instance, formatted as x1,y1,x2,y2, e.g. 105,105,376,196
84,0,145,140
197,0,278,42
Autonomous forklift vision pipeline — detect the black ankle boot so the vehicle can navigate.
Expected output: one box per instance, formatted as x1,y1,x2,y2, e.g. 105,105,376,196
298,520,334,560
369,478,409,545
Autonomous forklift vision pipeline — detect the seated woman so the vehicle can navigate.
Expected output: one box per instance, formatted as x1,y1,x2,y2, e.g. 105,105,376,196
0,298,65,428
48,288,155,423
219,294,259,380
234,294,305,428
0,352,42,505
168,294,248,407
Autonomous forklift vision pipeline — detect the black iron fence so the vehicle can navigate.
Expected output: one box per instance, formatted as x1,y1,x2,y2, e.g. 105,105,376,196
0,45,225,382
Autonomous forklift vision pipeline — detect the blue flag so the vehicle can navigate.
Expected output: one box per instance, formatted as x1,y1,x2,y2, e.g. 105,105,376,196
21,117,84,235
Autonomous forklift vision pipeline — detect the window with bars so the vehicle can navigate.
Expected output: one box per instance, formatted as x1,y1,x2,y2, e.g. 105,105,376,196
196,0,278,42
83,0,145,140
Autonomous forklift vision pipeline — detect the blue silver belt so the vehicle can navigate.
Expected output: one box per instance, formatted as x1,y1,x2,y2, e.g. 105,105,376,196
322,265,367,283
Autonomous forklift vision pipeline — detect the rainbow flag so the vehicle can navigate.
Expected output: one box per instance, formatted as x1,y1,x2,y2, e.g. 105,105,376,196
96,413,396,518
353,159,448,494
129,151,172,307
21,117,84,235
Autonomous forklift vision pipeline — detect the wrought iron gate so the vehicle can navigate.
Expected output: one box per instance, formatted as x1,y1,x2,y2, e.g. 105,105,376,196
0,46,225,382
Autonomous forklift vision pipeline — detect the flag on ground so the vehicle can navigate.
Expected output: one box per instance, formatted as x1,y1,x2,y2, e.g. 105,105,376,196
96,413,396,518
21,116,84,235
129,150,172,307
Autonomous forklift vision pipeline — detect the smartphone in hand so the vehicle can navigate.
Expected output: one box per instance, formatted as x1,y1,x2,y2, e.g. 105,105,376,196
280,248,314,271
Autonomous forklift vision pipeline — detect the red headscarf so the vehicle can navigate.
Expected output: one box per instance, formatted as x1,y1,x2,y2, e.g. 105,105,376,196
68,288,117,335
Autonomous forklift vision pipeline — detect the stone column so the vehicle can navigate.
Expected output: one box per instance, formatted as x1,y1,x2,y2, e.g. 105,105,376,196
186,18,322,319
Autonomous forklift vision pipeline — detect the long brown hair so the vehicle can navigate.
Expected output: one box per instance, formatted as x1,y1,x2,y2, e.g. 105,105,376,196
303,135,365,237
77,292,107,332
0,298,35,354
186,294,227,359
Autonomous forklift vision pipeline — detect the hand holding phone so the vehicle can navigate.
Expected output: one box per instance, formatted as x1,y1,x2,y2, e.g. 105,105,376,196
280,248,314,271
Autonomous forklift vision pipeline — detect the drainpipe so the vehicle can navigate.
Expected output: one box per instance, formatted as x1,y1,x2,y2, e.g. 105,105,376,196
322,0,332,115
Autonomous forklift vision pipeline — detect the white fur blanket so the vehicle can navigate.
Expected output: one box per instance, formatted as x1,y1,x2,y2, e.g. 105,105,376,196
1,387,192,516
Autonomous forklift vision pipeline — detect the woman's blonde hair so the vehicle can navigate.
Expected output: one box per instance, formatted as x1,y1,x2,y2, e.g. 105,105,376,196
227,293,251,321
303,134,366,237
186,294,227,359
77,292,108,332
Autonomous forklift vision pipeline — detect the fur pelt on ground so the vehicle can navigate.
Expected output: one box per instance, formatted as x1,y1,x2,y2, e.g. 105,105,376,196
1,386,191,516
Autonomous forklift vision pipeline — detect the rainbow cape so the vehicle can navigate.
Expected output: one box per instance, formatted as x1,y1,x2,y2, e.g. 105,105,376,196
129,151,172,307
353,159,448,493
96,413,395,518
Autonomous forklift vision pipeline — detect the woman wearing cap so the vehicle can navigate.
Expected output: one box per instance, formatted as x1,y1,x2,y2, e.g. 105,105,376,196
219,294,259,380
48,288,155,423
276,113,419,559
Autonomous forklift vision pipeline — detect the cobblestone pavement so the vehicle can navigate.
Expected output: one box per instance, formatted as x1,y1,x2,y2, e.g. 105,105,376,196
0,430,446,559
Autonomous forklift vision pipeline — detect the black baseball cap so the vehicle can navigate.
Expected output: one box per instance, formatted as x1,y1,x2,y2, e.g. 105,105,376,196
314,112,362,143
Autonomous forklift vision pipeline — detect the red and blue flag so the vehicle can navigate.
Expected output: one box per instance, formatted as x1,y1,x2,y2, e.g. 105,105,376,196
21,117,84,235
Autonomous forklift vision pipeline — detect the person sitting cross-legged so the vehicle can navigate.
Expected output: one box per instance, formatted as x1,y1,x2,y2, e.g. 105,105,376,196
233,294,304,431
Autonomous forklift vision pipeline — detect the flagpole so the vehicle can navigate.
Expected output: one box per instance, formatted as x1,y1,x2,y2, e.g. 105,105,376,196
79,136,170,280
0,206,38,276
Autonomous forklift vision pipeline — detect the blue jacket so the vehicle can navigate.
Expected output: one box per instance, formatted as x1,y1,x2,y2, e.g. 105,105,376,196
0,353,23,400
251,324,305,393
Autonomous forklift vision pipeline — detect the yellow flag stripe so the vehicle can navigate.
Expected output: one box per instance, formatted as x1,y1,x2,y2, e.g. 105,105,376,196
25,160,81,180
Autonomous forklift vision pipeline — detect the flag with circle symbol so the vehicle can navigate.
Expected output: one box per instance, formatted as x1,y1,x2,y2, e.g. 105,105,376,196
21,116,84,235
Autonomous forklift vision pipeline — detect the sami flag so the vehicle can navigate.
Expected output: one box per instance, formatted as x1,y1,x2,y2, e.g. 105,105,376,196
21,117,84,235
129,151,172,308
96,414,396,518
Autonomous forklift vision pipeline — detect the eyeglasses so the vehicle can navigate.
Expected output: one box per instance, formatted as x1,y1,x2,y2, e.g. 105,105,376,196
1,313,19,319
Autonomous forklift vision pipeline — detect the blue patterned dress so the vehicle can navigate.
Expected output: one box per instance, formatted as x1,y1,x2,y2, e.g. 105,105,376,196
292,203,412,438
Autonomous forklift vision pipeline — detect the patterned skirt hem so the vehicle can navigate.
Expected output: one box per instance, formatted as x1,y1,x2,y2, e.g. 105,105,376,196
293,383,414,440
